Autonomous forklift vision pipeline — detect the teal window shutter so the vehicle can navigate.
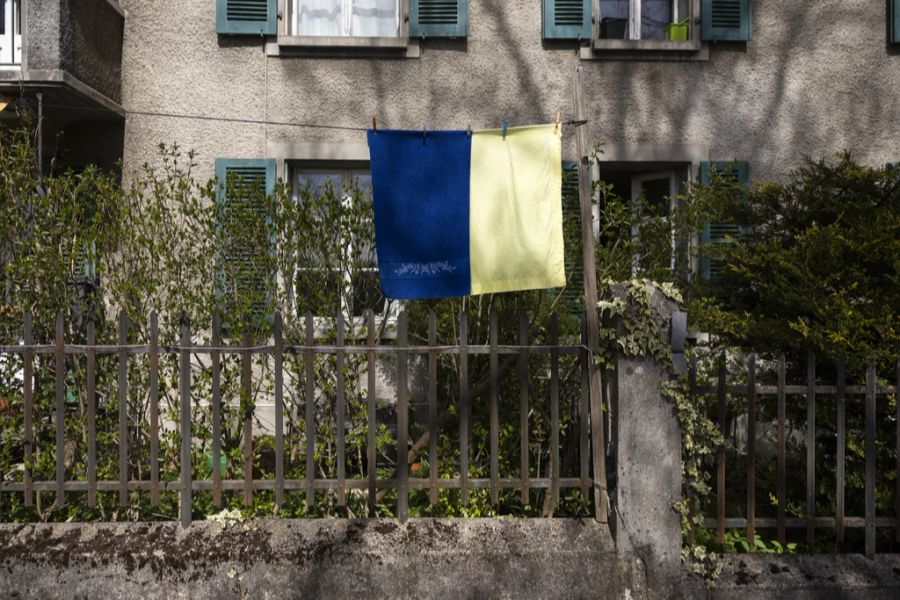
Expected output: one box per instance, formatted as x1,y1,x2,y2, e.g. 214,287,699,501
543,0,591,40
214,158,277,323
74,240,98,289
699,161,749,281
701,0,751,42
216,0,277,35
892,0,900,44
410,0,468,38
559,161,584,309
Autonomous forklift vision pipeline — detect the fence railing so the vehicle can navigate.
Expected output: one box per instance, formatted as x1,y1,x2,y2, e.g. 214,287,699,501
692,352,900,558
0,310,603,525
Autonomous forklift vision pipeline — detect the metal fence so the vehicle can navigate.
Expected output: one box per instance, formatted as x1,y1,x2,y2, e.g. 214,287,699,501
0,310,605,525
692,353,900,558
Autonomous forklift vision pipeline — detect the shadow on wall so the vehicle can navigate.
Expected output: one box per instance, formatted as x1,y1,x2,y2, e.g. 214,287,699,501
592,0,898,179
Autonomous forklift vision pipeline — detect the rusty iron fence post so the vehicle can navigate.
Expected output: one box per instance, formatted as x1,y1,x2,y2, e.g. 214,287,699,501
179,318,192,526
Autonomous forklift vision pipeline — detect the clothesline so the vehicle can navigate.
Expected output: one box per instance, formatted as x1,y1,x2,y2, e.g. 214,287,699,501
4,99,587,134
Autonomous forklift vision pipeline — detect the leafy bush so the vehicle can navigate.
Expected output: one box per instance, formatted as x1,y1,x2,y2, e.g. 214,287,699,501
687,154,900,365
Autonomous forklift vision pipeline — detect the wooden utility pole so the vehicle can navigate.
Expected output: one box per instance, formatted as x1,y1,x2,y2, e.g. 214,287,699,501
572,65,608,523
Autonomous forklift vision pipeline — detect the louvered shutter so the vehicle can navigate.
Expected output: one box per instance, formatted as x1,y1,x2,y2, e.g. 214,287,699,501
216,0,277,35
559,161,584,309
892,0,900,44
410,0,468,38
699,161,749,281
63,238,97,290
543,0,591,40
701,0,751,42
73,240,97,288
215,158,276,322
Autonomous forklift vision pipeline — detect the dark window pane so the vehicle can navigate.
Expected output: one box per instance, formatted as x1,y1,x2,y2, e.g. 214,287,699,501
599,0,629,38
296,268,342,317
351,270,385,317
639,177,672,218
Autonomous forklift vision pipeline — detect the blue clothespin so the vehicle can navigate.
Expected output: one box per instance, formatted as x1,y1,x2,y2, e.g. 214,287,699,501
502,118,509,141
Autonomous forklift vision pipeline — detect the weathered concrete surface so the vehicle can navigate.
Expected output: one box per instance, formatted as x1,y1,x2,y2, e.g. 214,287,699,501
615,355,683,573
24,0,124,103
0,519,649,600
613,286,683,581
2,519,899,599
710,554,900,600
120,0,900,183
23,0,62,71
61,0,125,103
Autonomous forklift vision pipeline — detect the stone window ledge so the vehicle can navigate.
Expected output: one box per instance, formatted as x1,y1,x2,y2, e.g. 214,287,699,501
266,36,420,59
581,39,709,62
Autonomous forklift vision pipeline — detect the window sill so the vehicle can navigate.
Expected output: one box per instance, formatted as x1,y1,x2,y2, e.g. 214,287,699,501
308,314,398,341
581,38,709,62
267,35,420,59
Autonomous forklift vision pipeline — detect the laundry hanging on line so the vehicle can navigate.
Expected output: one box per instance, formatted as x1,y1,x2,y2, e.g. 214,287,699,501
367,123,566,299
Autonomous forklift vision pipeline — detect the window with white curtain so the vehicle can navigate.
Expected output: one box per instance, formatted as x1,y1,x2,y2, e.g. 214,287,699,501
292,0,400,38
0,0,22,66
599,0,691,41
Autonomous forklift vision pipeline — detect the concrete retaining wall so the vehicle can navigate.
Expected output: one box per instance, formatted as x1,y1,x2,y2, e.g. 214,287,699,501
0,519,648,600
2,520,898,599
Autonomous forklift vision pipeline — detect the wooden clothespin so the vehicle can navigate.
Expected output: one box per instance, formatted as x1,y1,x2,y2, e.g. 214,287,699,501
502,118,509,141
555,112,561,134
372,115,377,133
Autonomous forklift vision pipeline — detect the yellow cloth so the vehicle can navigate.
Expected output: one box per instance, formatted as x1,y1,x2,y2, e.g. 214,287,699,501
469,124,565,295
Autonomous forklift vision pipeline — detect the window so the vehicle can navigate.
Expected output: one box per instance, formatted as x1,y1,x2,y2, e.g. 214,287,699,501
290,0,400,37
596,161,692,280
292,166,385,318
0,0,22,66
239,0,467,56
564,0,751,58
599,0,692,41
630,171,678,272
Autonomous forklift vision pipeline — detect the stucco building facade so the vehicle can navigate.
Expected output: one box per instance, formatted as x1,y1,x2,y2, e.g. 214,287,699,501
113,1,900,188
4,1,899,198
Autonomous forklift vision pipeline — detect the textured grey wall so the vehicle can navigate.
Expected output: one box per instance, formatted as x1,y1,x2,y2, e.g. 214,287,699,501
24,0,61,70
25,0,123,103
0,519,650,600
120,0,900,184
60,0,124,103
2,520,899,599
614,287,682,579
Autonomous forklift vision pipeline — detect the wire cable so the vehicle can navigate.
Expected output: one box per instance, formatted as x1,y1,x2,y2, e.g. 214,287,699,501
12,99,587,133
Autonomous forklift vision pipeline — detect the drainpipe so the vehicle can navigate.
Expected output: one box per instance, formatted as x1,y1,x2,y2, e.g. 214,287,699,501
36,92,43,182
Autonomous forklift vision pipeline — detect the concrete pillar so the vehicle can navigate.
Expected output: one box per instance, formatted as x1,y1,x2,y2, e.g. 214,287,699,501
611,285,682,579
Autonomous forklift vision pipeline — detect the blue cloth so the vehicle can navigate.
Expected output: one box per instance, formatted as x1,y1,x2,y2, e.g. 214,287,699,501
367,129,472,299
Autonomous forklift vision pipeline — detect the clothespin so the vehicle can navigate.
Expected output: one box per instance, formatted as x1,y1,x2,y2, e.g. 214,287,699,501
502,118,509,141
555,112,561,134
466,124,473,137
422,122,427,140
371,115,377,132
